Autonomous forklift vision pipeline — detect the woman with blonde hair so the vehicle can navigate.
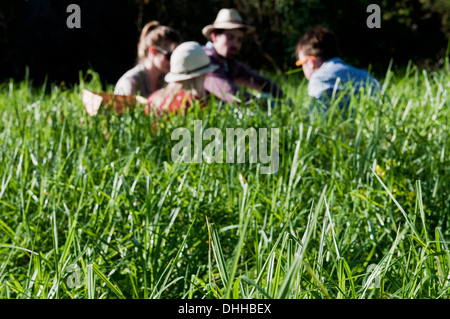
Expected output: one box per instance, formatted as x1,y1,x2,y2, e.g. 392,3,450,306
114,21,181,98
146,41,218,115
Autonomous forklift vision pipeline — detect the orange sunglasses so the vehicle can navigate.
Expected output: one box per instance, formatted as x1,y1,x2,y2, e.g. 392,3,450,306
295,55,315,66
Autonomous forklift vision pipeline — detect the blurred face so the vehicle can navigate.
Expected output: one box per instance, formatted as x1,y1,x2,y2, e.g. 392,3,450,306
298,50,316,80
151,42,178,73
211,29,244,59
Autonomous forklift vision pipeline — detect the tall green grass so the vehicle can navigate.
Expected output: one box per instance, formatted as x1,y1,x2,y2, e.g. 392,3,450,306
0,63,449,299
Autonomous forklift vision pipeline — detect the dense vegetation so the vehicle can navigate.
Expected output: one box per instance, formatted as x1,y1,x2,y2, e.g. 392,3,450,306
0,59,448,299
1,0,449,84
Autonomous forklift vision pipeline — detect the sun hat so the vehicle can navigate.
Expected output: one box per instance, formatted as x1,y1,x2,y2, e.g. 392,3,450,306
202,8,255,38
164,41,218,83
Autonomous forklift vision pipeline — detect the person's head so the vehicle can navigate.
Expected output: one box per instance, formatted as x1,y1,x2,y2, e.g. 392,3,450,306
295,25,339,80
151,41,218,109
138,21,181,73
210,28,246,59
202,8,255,59
165,41,218,92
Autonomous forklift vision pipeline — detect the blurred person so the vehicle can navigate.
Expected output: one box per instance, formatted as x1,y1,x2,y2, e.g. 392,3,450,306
146,41,218,115
201,8,284,104
114,21,181,98
295,25,380,113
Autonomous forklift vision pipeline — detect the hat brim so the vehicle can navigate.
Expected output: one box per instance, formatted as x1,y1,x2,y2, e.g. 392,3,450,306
202,23,255,38
165,64,219,83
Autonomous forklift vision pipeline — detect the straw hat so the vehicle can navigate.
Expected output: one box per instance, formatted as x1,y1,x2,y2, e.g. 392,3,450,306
164,41,218,83
202,8,255,38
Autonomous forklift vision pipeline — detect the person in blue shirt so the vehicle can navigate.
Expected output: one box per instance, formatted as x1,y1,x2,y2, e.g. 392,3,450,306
295,25,380,114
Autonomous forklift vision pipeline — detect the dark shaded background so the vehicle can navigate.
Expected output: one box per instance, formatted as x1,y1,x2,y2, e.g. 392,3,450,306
0,0,448,86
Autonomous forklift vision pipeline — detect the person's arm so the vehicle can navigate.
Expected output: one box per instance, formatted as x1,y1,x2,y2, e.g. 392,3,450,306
233,60,284,99
307,76,331,113
114,76,138,96
203,64,252,103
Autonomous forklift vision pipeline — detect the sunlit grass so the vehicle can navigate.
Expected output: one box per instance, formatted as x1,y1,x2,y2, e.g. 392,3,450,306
0,63,449,299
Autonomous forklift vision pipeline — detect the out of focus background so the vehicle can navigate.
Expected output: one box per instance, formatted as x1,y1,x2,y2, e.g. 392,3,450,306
1,0,449,85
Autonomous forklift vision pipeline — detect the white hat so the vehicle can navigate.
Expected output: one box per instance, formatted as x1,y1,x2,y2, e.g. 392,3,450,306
202,8,255,39
164,41,218,83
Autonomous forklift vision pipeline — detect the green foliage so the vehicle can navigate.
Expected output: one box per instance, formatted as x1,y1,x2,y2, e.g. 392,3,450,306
135,0,449,73
1,0,448,84
0,63,449,299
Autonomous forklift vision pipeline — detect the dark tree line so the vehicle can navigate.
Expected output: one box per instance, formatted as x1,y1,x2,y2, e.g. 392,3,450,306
0,0,448,85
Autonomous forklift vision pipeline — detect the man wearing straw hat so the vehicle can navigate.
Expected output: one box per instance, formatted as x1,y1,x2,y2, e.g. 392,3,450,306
202,8,284,104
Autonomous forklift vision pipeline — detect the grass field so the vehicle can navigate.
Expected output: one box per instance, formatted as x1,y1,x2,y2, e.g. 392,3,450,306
0,62,449,299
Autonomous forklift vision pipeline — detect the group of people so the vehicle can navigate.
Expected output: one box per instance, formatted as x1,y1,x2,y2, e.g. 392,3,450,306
113,8,380,115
